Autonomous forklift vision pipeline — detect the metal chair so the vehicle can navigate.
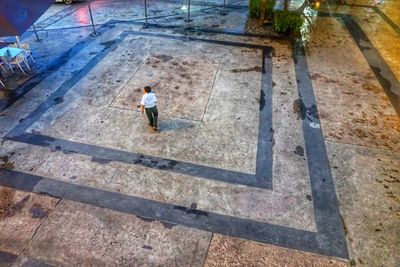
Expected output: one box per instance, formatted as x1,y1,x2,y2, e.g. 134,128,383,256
0,61,7,73
20,43,35,64
1,55,29,74
10,43,35,64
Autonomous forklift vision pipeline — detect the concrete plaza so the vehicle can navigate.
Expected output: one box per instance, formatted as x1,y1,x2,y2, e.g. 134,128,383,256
0,0,399,266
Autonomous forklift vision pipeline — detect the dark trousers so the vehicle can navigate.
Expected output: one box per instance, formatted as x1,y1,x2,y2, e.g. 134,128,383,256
145,106,158,128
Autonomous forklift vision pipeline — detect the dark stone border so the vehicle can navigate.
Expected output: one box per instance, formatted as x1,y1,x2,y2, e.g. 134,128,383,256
0,168,345,258
338,2,400,35
5,30,274,189
0,250,18,266
339,14,400,115
1,29,349,259
318,12,400,116
0,249,56,267
371,7,400,35
293,44,348,259
8,132,260,188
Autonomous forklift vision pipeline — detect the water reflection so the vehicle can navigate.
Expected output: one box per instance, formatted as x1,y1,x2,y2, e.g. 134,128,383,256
73,5,89,25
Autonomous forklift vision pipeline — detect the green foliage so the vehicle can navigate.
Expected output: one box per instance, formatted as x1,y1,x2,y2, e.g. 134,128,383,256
249,0,276,19
273,11,303,34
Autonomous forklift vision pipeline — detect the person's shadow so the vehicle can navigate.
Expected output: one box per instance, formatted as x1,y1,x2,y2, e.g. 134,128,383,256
158,118,196,132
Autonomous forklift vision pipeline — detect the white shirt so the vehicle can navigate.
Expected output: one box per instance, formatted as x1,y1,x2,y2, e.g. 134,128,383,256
140,92,157,108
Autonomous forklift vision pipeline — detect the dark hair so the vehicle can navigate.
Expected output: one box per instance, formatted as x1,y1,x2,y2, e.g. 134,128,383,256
144,86,151,93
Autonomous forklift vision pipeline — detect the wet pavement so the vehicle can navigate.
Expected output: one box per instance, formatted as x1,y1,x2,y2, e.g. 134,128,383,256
0,0,399,266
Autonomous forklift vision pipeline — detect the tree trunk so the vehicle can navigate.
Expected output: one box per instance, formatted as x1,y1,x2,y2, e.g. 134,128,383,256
284,0,289,10
259,0,266,25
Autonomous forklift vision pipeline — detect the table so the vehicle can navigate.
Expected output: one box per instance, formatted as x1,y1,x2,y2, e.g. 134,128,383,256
0,46,28,75
0,47,24,58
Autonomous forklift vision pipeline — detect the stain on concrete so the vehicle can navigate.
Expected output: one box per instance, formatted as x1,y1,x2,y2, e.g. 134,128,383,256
0,187,14,219
29,203,49,219
142,245,153,250
259,90,266,111
53,97,64,105
131,155,178,170
91,157,112,165
153,54,173,62
294,97,319,122
174,205,208,217
100,40,117,48
230,66,262,73
0,155,15,169
292,98,302,119
160,221,176,229
310,73,323,80
362,83,381,94
0,189,30,220
294,146,304,156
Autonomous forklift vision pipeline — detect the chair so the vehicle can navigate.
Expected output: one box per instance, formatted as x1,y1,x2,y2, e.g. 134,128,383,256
0,61,7,73
0,79,5,87
20,43,35,64
9,43,35,65
1,55,30,75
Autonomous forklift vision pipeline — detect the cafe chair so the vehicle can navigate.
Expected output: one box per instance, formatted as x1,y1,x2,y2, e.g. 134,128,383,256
20,43,35,64
1,55,29,75
0,61,8,73
10,43,35,64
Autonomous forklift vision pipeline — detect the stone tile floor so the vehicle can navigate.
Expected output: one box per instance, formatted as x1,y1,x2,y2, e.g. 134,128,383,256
0,0,399,266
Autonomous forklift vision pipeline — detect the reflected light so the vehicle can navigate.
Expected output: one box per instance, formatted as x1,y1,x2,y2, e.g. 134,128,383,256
74,6,89,24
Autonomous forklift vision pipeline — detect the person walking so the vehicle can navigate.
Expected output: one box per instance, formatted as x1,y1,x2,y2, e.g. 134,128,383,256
140,86,158,131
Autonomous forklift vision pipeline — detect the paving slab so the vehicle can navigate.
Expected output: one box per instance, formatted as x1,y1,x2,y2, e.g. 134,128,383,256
271,45,312,195
311,72,400,150
23,200,211,267
350,7,400,81
28,33,264,173
111,53,219,120
0,141,316,231
327,141,400,267
307,17,400,151
0,187,59,255
204,234,349,267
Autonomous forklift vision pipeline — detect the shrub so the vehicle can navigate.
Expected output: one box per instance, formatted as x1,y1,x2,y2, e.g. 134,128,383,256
273,11,303,34
249,0,276,19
